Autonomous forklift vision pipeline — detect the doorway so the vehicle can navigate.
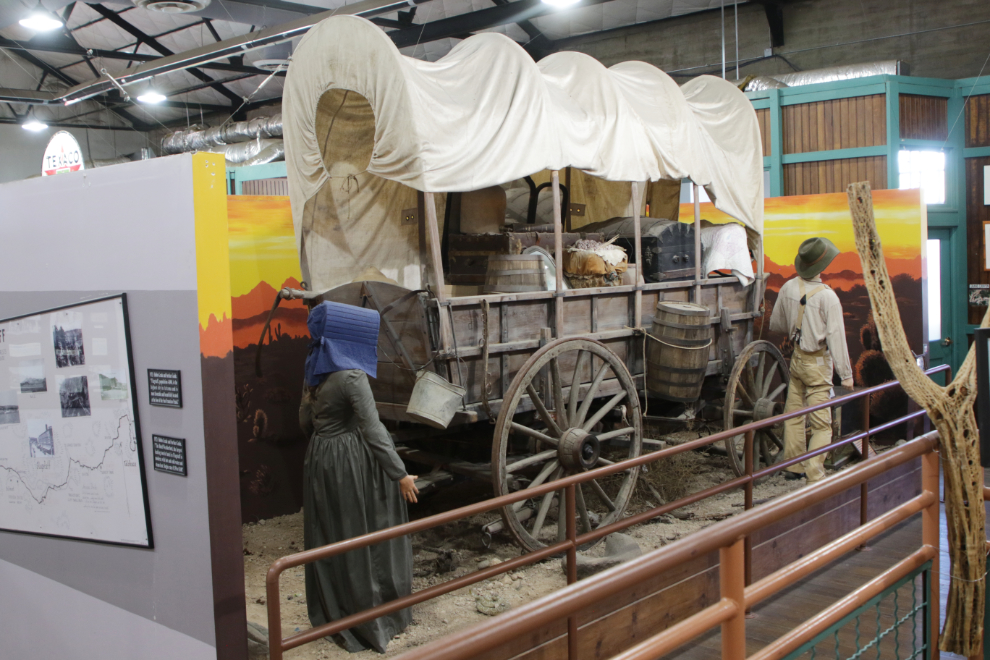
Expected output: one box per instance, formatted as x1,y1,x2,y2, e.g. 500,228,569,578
926,228,953,373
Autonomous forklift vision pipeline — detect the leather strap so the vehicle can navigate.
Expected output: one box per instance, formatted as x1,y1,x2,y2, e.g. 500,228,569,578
794,279,827,340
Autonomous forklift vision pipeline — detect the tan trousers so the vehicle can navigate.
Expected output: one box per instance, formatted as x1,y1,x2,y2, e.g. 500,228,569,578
782,348,834,482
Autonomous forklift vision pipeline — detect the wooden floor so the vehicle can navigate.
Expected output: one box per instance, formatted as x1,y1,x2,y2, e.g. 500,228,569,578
664,468,988,660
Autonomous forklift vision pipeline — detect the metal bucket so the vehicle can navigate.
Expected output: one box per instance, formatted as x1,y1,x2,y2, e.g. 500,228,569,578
405,371,466,429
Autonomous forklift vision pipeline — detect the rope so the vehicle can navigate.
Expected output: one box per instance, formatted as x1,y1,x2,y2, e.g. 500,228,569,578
644,333,713,351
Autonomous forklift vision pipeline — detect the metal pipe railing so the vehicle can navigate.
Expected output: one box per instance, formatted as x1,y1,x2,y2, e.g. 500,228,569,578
266,364,949,659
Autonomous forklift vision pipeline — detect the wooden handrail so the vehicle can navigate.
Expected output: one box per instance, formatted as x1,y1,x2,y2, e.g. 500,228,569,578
266,364,949,660
391,432,939,660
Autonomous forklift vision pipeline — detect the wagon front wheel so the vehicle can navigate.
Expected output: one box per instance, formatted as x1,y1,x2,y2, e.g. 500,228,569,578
723,341,790,477
492,337,642,552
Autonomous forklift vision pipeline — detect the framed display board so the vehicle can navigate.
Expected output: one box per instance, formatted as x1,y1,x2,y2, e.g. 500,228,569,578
0,294,153,547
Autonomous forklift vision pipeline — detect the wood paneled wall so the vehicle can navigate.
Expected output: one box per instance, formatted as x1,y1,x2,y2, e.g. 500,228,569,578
783,156,887,196
756,107,771,157
965,94,990,148
899,95,948,141
242,177,289,196
966,156,990,324
782,95,886,154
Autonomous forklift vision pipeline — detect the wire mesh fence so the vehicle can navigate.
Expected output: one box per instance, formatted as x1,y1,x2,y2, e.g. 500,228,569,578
785,561,932,660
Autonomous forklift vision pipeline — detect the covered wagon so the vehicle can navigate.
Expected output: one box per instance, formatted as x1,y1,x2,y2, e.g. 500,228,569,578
273,15,786,551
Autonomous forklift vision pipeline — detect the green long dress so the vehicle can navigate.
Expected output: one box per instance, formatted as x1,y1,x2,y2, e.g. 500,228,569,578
300,369,412,653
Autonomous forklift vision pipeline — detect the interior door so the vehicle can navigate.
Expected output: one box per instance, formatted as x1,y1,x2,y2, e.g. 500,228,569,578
926,229,953,371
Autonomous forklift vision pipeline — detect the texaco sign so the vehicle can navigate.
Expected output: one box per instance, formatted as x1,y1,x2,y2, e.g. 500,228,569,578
42,131,85,176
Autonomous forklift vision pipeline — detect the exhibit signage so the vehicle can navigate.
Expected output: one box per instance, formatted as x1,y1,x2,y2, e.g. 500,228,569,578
148,369,182,408
0,295,153,548
41,131,85,177
152,435,187,476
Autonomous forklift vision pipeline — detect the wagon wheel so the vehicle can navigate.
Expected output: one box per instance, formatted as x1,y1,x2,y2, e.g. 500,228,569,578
492,338,642,552
723,341,790,477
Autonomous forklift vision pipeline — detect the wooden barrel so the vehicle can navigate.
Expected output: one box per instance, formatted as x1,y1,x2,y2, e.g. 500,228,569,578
645,301,713,402
483,254,546,293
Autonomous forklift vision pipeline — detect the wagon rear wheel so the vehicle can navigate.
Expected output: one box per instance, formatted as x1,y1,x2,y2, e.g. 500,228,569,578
723,341,789,477
492,338,642,552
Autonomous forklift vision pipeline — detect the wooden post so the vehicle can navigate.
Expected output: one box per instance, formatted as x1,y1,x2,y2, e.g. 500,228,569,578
552,171,564,338
631,182,643,329
424,192,458,384
693,183,702,303
721,539,746,660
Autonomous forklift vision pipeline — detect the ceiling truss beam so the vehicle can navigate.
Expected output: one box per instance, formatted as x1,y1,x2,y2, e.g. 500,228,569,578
86,3,243,106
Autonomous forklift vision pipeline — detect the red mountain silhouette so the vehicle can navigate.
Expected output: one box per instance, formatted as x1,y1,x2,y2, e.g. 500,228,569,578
232,277,305,320
763,253,920,293
200,313,233,359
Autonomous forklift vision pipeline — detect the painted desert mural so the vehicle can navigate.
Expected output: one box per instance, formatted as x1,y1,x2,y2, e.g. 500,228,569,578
227,195,311,522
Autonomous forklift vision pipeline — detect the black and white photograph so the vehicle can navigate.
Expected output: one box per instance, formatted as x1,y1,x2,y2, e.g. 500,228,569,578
58,375,91,418
27,420,55,457
14,359,47,394
0,390,20,425
98,371,128,401
51,311,85,368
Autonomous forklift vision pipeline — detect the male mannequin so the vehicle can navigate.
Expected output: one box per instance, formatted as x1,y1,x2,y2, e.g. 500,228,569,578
769,237,854,483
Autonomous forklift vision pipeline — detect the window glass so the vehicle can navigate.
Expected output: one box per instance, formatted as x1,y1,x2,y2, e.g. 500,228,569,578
926,238,941,342
899,150,946,205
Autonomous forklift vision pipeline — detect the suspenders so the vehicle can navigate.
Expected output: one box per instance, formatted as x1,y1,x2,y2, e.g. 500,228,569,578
792,279,827,344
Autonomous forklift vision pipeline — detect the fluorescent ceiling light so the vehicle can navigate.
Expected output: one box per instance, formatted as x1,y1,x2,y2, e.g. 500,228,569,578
22,120,49,132
137,91,167,104
541,0,580,7
19,14,63,31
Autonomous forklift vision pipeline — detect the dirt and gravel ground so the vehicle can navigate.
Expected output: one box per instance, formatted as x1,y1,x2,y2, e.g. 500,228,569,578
243,431,850,659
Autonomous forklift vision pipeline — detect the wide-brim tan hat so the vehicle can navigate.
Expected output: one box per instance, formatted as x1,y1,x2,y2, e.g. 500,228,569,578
795,237,839,279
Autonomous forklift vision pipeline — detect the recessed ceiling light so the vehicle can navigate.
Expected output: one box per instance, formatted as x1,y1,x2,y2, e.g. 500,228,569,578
22,120,49,132
19,14,63,31
132,0,211,14
541,0,581,7
137,91,167,104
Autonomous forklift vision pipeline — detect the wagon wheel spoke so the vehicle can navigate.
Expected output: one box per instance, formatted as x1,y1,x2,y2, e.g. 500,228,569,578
510,421,558,447
567,350,588,424
764,427,784,450
576,485,593,535
551,357,567,428
755,352,766,397
506,448,557,474
582,391,628,432
596,426,634,442
595,457,615,466
588,478,616,512
762,362,780,398
735,382,755,408
575,361,611,428
733,408,753,419
526,383,562,437
530,470,562,540
512,459,560,512
768,381,788,402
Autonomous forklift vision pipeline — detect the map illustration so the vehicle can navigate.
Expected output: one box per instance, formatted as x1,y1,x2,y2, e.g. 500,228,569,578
0,296,151,547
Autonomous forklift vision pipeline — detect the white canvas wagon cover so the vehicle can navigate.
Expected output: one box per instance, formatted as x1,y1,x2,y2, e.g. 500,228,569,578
282,15,764,291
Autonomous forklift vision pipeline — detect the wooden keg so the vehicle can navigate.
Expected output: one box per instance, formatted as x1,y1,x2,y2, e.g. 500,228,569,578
483,254,546,293
645,301,713,402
